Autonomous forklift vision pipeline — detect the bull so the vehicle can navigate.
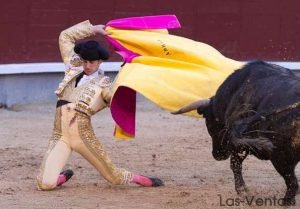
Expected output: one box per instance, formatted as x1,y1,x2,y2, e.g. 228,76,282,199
173,61,300,205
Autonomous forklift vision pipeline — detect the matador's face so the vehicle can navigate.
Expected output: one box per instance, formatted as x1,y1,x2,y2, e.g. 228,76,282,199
82,59,101,75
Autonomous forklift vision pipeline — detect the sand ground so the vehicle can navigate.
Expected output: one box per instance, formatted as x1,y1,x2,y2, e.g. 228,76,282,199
0,100,299,209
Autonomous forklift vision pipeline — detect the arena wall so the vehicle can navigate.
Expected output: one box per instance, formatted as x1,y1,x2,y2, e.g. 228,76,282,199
0,1,299,107
0,0,299,63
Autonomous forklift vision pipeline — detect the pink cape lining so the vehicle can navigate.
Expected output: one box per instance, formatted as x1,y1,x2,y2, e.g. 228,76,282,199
106,15,181,137
105,36,139,63
106,14,181,29
110,86,136,136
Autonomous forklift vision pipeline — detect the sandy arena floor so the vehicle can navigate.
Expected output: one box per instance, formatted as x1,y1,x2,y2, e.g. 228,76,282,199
0,100,300,209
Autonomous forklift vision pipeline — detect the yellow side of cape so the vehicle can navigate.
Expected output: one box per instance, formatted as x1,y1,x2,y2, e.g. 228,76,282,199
107,27,244,116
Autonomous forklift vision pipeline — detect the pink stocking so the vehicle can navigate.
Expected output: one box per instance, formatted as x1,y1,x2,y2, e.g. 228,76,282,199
131,175,153,187
56,174,66,186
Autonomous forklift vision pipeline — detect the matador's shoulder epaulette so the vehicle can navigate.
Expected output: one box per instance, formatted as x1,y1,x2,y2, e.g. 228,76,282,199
98,76,111,87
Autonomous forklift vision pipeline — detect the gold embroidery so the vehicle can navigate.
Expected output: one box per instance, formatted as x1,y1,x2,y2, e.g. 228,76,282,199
75,102,94,116
69,115,77,127
70,55,83,67
98,76,111,87
84,87,96,97
55,70,83,96
77,114,132,184
57,74,111,116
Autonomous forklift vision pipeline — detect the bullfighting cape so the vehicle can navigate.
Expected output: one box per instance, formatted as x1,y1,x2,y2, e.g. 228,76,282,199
105,15,243,139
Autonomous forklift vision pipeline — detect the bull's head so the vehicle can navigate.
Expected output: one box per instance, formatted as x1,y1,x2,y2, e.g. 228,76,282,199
172,98,231,160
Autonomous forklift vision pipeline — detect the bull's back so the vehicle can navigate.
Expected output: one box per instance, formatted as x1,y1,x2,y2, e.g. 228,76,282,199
221,61,300,116
218,61,300,145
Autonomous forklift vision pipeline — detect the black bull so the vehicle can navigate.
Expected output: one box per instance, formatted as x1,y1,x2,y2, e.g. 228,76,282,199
173,61,300,205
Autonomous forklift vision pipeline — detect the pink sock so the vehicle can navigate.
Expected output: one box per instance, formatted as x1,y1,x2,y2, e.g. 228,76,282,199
56,174,66,186
131,175,153,187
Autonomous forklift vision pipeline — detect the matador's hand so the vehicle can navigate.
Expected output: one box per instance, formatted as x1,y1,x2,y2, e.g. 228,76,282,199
92,24,111,35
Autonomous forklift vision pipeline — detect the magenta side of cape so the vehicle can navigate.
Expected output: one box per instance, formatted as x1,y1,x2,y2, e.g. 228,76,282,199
106,15,181,136
106,14,181,29
110,86,136,135
105,36,138,135
105,36,139,63
105,34,139,136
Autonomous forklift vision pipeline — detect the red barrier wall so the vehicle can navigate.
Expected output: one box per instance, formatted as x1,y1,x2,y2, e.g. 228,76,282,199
1,0,299,63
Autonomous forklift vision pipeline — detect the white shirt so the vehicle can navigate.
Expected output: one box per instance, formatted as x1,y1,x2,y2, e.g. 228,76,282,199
77,70,99,87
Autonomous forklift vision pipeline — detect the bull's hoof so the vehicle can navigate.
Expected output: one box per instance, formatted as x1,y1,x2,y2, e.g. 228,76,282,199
236,186,249,196
282,198,296,206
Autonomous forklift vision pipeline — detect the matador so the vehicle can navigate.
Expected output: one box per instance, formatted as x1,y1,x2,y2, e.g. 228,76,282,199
36,20,163,190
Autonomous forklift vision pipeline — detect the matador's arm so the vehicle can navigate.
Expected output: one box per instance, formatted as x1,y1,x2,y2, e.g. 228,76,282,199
101,87,112,107
58,20,95,65
59,20,109,68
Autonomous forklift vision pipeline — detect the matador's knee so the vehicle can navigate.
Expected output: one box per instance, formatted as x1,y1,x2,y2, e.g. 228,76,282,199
36,177,57,191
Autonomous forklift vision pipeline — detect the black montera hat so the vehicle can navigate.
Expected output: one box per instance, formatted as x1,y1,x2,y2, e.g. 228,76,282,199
74,40,109,61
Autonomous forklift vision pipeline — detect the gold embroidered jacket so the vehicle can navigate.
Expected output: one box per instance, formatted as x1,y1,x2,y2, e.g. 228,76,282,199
55,20,112,116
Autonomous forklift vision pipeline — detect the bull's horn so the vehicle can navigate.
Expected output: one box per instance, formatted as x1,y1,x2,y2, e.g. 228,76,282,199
171,99,210,115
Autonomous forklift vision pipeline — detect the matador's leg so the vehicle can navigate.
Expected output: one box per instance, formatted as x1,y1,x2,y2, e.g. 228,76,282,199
73,114,132,185
37,107,73,190
73,114,163,186
37,140,72,190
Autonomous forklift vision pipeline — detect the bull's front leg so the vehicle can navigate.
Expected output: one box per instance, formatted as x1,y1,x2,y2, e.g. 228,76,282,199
282,172,298,206
271,158,298,206
230,151,249,195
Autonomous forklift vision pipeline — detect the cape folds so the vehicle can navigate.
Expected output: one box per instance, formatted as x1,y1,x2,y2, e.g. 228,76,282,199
105,15,243,139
